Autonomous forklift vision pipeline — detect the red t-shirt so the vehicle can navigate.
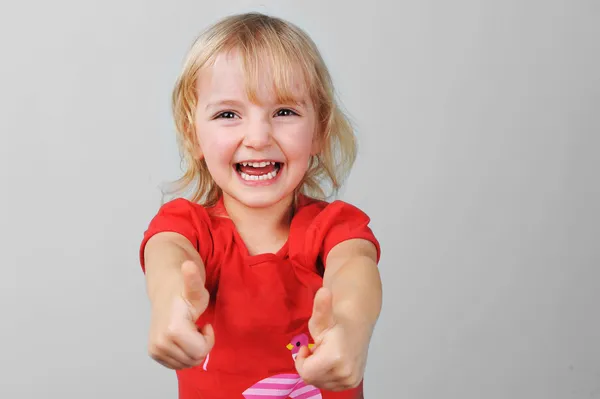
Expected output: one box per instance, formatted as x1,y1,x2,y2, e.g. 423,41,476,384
139,194,380,399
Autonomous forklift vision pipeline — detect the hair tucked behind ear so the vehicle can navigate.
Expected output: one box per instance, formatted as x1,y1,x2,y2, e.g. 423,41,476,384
161,12,357,207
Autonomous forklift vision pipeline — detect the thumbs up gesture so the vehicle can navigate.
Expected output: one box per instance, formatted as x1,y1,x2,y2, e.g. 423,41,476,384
147,260,214,370
294,287,370,391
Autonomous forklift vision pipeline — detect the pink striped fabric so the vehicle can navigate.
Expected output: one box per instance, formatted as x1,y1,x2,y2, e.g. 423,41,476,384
242,373,322,399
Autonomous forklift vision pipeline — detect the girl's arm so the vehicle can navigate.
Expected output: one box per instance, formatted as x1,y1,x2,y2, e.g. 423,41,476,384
142,231,214,370
294,238,381,391
322,238,382,330
143,231,206,305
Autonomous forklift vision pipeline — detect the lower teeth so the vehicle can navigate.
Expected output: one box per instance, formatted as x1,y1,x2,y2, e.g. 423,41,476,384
240,169,278,181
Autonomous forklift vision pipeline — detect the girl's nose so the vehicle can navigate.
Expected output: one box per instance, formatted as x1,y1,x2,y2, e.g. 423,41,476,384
242,120,272,149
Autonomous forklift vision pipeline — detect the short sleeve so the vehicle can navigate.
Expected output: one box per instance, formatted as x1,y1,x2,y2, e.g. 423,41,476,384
139,198,214,274
315,200,381,265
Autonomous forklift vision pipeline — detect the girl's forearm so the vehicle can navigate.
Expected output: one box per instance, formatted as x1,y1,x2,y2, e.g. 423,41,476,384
324,255,382,329
143,232,205,306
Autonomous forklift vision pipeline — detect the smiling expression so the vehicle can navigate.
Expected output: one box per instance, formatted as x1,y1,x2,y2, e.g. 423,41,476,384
194,50,319,209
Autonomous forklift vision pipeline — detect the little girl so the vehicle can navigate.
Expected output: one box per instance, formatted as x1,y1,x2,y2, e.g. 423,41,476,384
139,12,382,399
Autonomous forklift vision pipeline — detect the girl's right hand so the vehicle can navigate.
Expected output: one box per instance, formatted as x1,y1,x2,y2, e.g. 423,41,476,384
147,260,214,369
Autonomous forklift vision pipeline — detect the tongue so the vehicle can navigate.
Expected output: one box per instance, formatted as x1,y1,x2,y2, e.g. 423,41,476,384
239,164,276,176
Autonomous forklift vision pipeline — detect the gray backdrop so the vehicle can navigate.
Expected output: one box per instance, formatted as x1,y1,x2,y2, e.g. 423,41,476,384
1,0,598,398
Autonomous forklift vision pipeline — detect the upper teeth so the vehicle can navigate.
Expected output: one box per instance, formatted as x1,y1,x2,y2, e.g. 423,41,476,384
240,161,276,167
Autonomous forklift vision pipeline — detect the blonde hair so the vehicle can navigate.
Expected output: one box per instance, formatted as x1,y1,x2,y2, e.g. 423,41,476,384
165,12,357,207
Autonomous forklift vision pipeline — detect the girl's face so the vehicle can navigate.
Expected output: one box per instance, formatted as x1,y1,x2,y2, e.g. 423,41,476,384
194,50,318,210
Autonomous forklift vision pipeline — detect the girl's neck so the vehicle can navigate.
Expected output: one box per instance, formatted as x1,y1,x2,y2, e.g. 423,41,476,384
222,193,295,254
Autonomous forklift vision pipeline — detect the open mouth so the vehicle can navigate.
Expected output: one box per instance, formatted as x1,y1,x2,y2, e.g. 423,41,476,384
234,161,283,182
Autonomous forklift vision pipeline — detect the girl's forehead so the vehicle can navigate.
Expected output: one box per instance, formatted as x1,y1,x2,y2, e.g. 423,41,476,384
197,50,310,104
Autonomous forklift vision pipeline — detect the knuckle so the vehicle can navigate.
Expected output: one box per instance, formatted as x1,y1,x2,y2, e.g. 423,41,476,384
340,364,353,379
333,359,353,379
148,348,162,361
148,343,159,356
345,374,361,389
332,353,346,369
148,349,159,360
149,338,168,355
191,352,207,363
341,370,361,389
165,325,180,340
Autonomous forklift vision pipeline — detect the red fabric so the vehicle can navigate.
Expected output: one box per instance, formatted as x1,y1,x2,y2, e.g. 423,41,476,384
139,194,380,399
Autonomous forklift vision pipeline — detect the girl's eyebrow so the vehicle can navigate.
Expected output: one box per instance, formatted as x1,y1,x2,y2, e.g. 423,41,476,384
274,98,308,108
291,99,307,107
205,99,245,111
204,97,308,111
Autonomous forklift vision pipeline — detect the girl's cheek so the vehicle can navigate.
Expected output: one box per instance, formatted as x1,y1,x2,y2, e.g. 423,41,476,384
215,139,240,162
280,134,314,157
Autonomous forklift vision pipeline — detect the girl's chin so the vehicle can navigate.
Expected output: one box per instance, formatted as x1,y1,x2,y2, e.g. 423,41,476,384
228,191,291,209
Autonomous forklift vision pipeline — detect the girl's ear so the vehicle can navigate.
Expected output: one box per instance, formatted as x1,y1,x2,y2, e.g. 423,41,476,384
194,144,204,160
192,128,204,160
311,141,319,156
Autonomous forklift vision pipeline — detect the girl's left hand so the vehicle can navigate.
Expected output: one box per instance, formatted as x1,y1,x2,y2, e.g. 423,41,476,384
294,287,373,391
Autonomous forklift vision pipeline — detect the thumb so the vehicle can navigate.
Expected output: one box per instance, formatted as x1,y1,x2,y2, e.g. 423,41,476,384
309,287,336,339
181,260,209,320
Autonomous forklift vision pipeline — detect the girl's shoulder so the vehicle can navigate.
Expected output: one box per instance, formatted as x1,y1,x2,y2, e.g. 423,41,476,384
291,194,380,264
294,193,374,224
139,197,224,265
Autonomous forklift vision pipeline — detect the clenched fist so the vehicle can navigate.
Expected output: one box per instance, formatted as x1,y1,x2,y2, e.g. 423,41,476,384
294,287,371,391
148,260,214,369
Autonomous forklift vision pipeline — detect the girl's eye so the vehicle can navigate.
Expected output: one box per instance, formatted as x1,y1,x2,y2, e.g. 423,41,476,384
216,111,237,119
275,108,298,117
